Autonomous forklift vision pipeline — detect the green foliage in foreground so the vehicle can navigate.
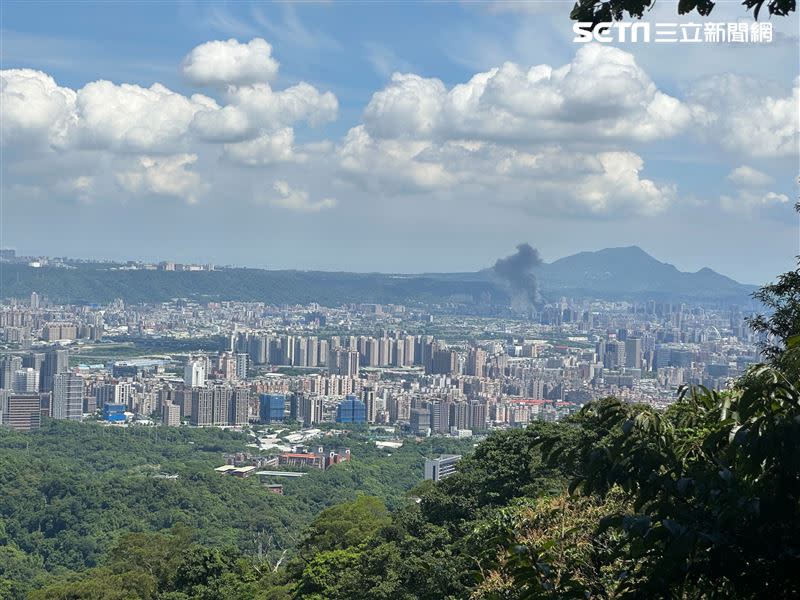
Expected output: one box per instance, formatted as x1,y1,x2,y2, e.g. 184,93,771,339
0,421,470,599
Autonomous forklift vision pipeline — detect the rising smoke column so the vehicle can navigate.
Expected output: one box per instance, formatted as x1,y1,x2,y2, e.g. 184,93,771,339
492,243,543,307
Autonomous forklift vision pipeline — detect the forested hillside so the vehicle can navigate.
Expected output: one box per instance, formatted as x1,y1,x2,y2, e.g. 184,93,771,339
0,246,756,306
0,423,470,599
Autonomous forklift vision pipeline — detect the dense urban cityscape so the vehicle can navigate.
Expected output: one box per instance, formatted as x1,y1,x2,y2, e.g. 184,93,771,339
1,254,762,441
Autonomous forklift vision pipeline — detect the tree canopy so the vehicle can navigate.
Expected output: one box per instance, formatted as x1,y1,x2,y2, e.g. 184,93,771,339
570,0,795,23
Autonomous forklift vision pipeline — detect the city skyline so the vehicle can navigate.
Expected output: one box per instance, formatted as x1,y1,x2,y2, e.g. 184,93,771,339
2,2,798,283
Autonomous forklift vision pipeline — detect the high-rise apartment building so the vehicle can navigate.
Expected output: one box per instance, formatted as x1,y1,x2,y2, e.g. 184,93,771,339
404,336,415,366
625,337,643,369
2,393,41,430
301,395,324,426
219,353,236,380
191,385,248,426
389,395,411,423
450,402,470,430
23,352,45,374
211,385,230,425
595,339,606,365
94,382,132,409
466,348,486,377
52,372,83,421
41,348,68,393
431,350,458,375
235,353,249,380
362,387,377,423
190,387,214,426
410,407,431,436
470,401,488,431
0,355,23,390
429,400,452,434
184,359,206,387
328,348,359,377
13,368,39,393
229,386,249,426
162,402,181,426
307,336,319,367
604,340,626,370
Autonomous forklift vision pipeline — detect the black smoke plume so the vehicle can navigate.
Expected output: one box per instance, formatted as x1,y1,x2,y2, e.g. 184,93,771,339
492,243,542,307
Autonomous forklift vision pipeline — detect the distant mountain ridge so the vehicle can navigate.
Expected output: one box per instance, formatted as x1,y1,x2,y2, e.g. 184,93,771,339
0,246,757,306
536,246,754,301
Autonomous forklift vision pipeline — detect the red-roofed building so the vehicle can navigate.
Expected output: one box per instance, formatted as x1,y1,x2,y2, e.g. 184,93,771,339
278,446,351,470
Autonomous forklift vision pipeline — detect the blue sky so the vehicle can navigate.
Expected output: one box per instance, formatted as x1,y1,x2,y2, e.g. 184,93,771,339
1,1,798,284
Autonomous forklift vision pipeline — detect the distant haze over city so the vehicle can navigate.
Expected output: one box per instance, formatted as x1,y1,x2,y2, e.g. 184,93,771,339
0,243,772,287
0,245,758,305
1,234,793,287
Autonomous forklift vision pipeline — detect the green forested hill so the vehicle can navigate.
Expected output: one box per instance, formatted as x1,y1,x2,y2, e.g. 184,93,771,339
0,246,757,306
0,421,470,599
0,263,510,306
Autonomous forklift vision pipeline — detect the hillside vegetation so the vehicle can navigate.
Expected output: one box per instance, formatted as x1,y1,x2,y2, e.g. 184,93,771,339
0,423,470,599
0,246,756,306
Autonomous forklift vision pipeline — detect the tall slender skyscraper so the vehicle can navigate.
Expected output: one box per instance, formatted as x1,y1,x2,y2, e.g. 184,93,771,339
184,359,206,387
466,348,486,377
235,353,249,379
302,395,324,426
625,337,643,369
41,348,69,393
190,387,214,426
13,368,39,393
162,403,181,426
0,355,23,390
328,348,359,377
229,386,250,426
53,373,84,421
362,387,376,423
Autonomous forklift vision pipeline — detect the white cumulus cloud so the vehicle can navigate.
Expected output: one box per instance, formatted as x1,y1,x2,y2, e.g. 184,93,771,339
363,44,692,144
267,180,336,212
72,81,216,152
720,189,790,213
691,75,800,158
727,165,773,187
224,82,338,129
337,126,673,216
182,38,279,86
117,154,203,204
0,68,76,148
223,128,301,165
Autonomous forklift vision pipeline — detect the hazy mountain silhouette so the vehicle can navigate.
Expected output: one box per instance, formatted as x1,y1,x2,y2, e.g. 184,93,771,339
535,246,753,300
0,246,757,306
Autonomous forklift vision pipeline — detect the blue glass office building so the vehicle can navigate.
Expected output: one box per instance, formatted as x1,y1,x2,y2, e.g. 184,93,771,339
259,394,286,423
103,403,126,422
336,395,367,424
